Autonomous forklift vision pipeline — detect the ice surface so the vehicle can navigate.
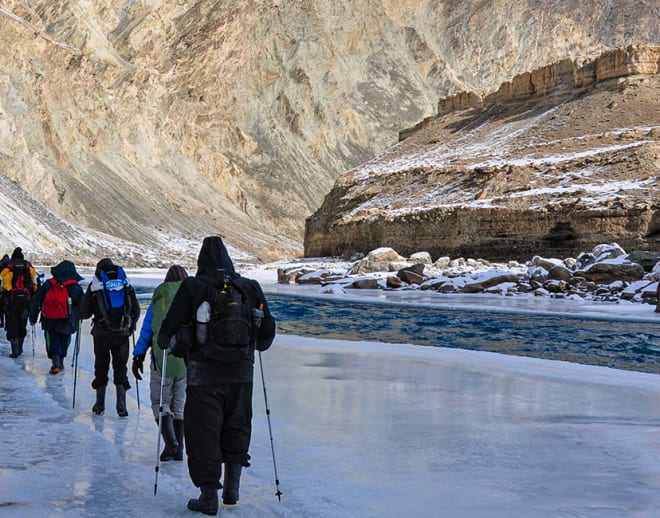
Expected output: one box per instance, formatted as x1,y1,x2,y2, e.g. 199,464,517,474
0,269,659,517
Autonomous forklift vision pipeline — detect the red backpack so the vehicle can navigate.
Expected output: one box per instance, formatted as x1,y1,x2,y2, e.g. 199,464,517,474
42,278,77,319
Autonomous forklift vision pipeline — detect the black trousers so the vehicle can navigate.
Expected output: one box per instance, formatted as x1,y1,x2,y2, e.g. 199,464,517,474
92,335,130,389
185,383,253,489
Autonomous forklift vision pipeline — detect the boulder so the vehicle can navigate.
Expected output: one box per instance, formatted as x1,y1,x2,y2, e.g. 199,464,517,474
386,276,404,288
348,247,407,274
397,263,426,285
625,250,660,272
592,243,626,262
576,261,645,284
548,264,573,281
531,256,564,272
432,256,451,269
348,278,382,289
409,252,432,265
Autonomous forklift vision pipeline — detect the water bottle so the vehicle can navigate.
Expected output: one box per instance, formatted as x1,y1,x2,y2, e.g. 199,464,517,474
196,301,211,344
67,297,72,317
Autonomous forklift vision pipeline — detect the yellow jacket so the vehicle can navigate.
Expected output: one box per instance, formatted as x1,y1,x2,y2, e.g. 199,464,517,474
1,261,38,293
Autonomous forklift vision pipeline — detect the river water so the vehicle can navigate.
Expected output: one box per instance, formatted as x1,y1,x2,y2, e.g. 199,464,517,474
266,293,660,374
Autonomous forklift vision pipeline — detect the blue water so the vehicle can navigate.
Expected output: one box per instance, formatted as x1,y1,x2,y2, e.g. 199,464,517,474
267,293,660,374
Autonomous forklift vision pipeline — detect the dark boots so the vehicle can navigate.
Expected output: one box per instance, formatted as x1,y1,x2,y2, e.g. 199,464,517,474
187,486,218,516
17,337,24,356
173,419,185,461
159,414,179,461
92,386,106,415
116,385,128,417
222,463,242,506
9,339,19,358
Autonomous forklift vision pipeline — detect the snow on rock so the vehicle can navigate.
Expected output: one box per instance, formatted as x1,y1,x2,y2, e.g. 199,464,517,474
277,243,660,309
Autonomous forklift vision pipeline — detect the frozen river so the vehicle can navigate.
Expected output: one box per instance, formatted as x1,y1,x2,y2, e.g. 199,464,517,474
0,270,658,517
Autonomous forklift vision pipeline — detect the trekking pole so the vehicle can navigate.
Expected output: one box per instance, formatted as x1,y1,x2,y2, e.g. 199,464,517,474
72,321,81,409
31,324,36,356
259,350,283,501
132,333,140,410
154,348,168,496
71,320,81,367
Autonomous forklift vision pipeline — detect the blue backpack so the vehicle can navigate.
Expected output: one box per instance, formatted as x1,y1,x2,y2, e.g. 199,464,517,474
98,267,133,333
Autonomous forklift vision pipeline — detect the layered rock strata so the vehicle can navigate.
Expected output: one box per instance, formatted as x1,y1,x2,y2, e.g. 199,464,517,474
305,45,660,262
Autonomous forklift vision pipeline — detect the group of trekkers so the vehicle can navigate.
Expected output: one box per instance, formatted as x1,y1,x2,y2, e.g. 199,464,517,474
1,236,277,515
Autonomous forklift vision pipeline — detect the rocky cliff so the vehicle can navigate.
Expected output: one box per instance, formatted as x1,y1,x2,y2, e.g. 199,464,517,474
305,45,660,262
0,1,658,264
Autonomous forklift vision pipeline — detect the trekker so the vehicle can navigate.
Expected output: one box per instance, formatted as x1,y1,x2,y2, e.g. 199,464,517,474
132,264,189,462
77,258,140,417
29,260,84,374
157,236,276,515
0,254,9,328
1,248,38,358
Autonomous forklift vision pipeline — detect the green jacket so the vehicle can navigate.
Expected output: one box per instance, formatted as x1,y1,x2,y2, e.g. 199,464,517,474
143,281,187,378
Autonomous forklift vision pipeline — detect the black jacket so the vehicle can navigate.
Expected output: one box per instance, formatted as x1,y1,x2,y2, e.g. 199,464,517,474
77,260,140,337
158,236,276,385
29,260,84,335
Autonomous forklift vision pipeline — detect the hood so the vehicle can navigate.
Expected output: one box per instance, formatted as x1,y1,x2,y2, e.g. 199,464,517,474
196,236,235,277
51,260,84,282
95,258,117,280
11,247,24,261
165,264,188,282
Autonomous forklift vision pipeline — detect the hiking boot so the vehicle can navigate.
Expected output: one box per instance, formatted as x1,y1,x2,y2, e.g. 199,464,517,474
9,339,19,358
17,338,24,356
159,414,179,462
49,355,62,374
187,486,218,516
92,386,106,415
173,419,185,461
222,463,242,506
116,385,128,417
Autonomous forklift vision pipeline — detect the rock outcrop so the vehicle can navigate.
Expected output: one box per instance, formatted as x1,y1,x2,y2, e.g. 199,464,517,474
305,45,660,262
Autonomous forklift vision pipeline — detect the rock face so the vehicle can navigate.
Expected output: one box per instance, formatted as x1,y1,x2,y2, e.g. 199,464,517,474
0,1,658,263
305,45,660,262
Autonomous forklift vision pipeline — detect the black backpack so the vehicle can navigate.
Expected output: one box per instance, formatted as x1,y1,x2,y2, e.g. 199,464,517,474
9,260,32,308
197,276,256,363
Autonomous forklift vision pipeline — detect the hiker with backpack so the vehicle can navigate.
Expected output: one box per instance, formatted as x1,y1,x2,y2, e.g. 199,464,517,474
28,260,84,374
0,254,9,329
77,258,140,417
132,264,189,462
157,236,276,515
0,247,38,358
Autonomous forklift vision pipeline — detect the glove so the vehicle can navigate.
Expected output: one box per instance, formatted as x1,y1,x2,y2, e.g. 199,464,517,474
132,355,145,381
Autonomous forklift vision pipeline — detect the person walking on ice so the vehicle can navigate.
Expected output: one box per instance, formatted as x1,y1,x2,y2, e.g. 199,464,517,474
29,260,84,374
77,258,140,417
1,247,38,358
158,236,276,515
132,264,189,461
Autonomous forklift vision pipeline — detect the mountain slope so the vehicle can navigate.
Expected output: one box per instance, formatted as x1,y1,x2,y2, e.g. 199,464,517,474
0,1,658,263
